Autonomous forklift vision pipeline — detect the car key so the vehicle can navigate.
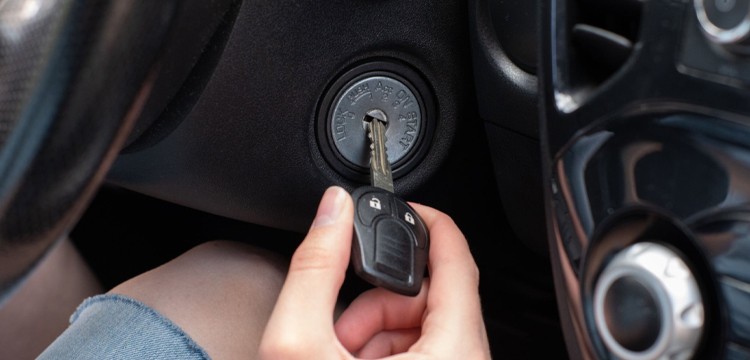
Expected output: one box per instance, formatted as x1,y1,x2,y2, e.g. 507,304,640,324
350,110,429,296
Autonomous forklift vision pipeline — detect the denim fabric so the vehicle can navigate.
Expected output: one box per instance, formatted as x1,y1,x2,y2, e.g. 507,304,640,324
38,294,210,359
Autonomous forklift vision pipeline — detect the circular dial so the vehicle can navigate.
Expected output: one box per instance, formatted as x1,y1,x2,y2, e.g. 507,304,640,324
329,74,423,169
695,0,750,49
594,242,705,360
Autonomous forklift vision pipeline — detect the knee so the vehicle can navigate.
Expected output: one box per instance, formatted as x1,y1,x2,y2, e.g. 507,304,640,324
109,240,289,360
112,240,287,302
165,240,287,294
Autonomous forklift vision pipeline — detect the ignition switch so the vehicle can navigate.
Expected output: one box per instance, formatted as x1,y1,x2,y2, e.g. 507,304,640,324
317,60,434,182
331,75,422,167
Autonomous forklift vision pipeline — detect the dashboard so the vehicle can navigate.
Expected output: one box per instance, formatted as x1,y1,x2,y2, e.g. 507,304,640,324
4,0,750,359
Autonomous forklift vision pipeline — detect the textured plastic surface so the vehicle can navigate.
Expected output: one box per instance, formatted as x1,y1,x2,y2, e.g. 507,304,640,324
469,0,547,255
469,0,538,138
122,0,239,150
109,0,471,233
488,0,539,75
484,123,547,256
351,186,428,297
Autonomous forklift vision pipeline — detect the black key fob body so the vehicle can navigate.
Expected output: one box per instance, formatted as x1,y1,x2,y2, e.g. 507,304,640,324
350,186,429,296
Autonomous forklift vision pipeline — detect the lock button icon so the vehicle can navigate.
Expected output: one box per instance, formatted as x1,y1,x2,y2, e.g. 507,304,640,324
369,197,382,210
404,212,415,225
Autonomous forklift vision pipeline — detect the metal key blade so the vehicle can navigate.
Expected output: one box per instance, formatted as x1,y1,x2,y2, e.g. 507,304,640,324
366,111,394,193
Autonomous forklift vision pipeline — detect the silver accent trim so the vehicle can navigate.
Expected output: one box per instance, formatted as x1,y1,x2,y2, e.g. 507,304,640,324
695,0,750,46
722,275,750,293
594,242,704,360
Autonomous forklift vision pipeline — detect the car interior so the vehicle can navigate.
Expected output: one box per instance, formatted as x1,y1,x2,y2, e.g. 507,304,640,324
1,0,749,359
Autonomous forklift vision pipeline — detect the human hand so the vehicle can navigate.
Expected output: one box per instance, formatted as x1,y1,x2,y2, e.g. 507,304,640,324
258,186,491,359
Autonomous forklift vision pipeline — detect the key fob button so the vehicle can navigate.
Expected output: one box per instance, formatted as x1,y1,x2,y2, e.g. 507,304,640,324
357,192,392,226
394,200,428,249
374,218,413,283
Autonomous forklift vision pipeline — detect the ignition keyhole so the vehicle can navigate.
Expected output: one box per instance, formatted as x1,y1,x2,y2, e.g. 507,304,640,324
363,109,388,129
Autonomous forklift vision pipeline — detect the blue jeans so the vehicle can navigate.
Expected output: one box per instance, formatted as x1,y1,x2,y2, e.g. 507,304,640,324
38,294,210,359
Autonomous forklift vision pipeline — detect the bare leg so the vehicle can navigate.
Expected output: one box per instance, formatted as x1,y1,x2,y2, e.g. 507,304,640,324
0,238,103,359
109,240,288,360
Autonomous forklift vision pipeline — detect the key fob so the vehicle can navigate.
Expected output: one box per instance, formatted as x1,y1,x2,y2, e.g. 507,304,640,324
350,186,429,296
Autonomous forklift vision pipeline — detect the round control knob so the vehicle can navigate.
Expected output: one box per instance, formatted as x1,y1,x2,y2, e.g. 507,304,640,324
594,242,704,360
695,0,750,50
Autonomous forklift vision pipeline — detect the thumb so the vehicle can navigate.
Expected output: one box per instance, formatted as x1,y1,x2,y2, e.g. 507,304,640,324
260,186,353,356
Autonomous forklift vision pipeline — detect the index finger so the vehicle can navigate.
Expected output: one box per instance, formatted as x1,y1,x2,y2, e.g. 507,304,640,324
409,203,480,295
407,203,487,353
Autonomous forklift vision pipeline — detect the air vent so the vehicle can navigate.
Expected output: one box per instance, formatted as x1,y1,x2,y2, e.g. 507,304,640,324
562,0,643,101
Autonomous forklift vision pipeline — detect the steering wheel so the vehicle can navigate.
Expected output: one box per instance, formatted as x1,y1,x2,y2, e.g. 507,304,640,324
0,0,234,301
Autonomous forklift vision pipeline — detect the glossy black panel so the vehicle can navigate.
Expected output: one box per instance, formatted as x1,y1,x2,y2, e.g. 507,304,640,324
693,214,750,348
541,1,750,354
555,114,750,248
547,112,750,357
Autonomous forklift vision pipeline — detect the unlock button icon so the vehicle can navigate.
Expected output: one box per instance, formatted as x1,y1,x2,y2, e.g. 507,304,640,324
357,193,391,226
369,197,382,210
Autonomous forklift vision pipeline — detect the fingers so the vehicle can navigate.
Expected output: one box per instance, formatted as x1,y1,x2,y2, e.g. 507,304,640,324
259,186,353,358
334,282,429,353
406,203,490,357
355,329,422,359
409,203,481,311
261,195,490,359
